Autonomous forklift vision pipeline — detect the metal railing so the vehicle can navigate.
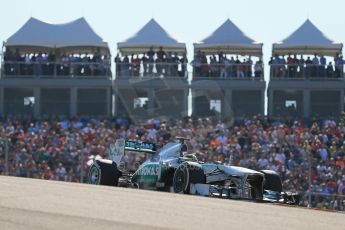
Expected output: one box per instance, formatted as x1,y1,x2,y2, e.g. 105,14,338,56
115,62,264,80
115,62,188,79
191,63,264,80
1,61,112,79
301,192,345,211
270,64,344,80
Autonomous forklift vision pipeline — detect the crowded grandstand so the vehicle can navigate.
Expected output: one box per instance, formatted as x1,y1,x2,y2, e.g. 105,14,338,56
0,115,345,210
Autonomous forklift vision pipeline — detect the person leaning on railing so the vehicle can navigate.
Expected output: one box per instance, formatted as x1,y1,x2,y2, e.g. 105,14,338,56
298,55,305,78
326,62,334,78
209,55,219,77
287,54,296,78
180,53,188,78
244,57,253,78
2,50,111,77
191,54,202,77
131,54,141,77
269,54,343,79
254,59,263,78
319,55,326,78
334,54,344,78
141,53,148,76
114,53,122,76
147,47,155,75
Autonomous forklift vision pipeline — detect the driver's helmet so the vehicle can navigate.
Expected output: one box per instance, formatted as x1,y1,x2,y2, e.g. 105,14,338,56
180,153,198,162
180,143,188,153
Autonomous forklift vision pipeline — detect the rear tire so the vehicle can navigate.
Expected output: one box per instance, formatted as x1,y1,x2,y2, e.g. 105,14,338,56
88,159,121,186
173,162,205,194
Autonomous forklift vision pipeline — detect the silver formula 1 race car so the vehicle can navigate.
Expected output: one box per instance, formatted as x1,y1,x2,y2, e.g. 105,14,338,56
88,138,299,204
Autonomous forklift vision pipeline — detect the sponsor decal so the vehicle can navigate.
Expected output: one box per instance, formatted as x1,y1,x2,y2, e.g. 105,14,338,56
125,140,156,153
137,165,159,176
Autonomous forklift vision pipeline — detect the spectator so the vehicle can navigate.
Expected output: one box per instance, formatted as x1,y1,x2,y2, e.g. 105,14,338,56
55,162,67,181
326,62,334,78
114,53,122,76
180,53,188,77
3,50,111,77
268,54,342,79
254,59,263,78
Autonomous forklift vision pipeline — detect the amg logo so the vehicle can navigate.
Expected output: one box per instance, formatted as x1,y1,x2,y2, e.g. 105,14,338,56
137,165,159,176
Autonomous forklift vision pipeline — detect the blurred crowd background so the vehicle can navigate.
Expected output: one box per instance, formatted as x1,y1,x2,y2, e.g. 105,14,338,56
0,114,344,211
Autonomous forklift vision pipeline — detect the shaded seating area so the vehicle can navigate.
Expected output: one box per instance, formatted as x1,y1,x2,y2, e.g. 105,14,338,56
114,19,188,118
2,17,111,78
116,19,187,78
268,19,344,118
193,19,264,79
191,19,265,119
271,19,343,79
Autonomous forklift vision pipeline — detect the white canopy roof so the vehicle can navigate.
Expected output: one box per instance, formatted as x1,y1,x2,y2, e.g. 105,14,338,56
273,19,342,56
194,19,263,57
4,17,110,54
117,19,186,55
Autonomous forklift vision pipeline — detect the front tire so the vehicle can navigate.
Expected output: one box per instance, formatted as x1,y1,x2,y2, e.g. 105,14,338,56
173,162,205,194
88,159,121,186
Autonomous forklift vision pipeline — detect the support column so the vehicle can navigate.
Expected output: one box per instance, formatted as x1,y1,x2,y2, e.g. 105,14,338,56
268,89,274,117
114,93,119,117
106,87,111,117
70,87,77,117
0,87,4,116
33,87,41,118
223,89,233,118
182,89,189,117
303,89,310,118
113,86,118,116
191,89,197,116
261,89,265,115
147,89,155,117
340,89,344,113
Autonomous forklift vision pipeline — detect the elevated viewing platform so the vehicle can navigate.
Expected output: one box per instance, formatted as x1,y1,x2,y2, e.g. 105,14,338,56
269,62,344,86
0,62,112,118
268,63,345,118
114,19,189,118
268,57,344,89
190,63,266,118
191,63,265,85
1,16,344,119
268,19,344,118
1,61,111,84
0,17,112,117
114,62,188,85
190,19,266,118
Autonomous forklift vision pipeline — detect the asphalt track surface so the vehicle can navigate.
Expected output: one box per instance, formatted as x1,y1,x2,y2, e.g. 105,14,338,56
0,176,344,230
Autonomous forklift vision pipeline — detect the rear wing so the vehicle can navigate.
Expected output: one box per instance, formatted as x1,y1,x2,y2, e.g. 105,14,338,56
124,140,157,153
108,139,157,166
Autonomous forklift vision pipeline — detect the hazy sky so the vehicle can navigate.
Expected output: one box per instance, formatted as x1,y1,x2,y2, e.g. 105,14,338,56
0,0,344,78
